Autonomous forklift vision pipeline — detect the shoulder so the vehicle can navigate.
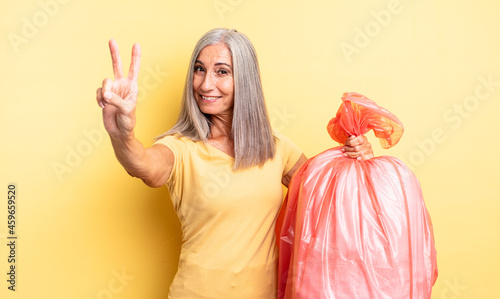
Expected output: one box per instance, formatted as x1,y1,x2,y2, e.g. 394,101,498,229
272,131,303,174
153,134,195,156
154,134,213,159
273,131,299,152
154,134,198,147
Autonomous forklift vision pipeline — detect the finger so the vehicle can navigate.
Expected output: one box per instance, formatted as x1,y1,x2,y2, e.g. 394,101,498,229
343,142,372,154
343,136,372,159
108,39,124,79
362,152,374,160
357,151,374,161
343,145,361,153
102,78,114,96
344,149,373,160
344,135,355,147
343,151,358,159
346,135,366,147
102,90,127,111
128,43,141,81
96,88,105,108
359,146,374,160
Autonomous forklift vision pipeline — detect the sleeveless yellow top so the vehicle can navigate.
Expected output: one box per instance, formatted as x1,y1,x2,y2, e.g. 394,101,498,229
154,132,302,298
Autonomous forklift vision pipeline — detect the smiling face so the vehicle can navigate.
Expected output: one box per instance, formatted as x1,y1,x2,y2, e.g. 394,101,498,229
193,43,235,117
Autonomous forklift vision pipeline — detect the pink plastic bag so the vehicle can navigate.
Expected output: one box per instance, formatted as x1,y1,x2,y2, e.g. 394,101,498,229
277,92,437,298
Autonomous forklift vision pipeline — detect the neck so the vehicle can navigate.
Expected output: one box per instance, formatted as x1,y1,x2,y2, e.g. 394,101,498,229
209,113,233,139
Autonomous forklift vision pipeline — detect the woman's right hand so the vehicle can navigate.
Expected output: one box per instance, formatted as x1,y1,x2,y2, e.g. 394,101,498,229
96,39,141,140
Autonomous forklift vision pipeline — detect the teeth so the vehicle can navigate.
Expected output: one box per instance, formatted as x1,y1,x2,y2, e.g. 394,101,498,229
202,96,220,100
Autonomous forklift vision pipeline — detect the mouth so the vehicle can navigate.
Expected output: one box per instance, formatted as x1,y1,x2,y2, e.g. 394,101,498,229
200,95,222,103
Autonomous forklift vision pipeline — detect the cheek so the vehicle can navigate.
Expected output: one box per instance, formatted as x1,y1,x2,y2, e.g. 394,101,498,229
221,79,234,96
192,75,202,90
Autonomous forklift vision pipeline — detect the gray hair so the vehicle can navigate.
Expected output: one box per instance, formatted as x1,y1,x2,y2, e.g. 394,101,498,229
156,28,276,170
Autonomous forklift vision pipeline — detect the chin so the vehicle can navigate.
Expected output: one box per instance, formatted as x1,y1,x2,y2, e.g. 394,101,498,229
197,103,217,115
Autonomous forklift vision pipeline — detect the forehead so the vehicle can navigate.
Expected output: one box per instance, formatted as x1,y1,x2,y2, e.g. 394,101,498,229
196,43,232,65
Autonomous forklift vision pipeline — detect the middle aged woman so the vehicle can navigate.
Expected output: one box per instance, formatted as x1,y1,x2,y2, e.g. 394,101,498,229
96,28,373,298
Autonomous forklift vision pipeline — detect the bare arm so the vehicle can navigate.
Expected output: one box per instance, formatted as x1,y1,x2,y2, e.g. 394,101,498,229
109,135,174,188
282,154,308,188
96,39,173,188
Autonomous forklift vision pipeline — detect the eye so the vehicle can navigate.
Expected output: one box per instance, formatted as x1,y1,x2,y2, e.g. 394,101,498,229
194,66,205,73
218,69,228,75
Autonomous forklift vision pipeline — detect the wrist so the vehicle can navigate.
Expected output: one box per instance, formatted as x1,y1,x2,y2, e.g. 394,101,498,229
109,130,135,144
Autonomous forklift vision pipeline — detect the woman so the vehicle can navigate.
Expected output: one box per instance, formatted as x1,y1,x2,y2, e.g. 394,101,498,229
96,28,372,298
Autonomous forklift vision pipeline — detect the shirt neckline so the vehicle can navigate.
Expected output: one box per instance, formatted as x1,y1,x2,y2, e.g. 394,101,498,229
205,142,235,160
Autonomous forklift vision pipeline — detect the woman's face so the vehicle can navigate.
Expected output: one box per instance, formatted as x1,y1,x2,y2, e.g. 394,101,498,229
193,43,235,117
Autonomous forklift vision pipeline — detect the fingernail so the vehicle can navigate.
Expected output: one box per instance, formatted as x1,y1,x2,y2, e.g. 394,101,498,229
357,157,361,160
343,153,347,157
99,102,104,108
341,148,345,152
104,91,112,99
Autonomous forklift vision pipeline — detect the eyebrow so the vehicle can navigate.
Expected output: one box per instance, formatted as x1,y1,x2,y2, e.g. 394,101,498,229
195,60,232,68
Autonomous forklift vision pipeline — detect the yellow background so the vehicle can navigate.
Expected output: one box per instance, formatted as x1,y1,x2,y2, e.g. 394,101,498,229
1,0,499,298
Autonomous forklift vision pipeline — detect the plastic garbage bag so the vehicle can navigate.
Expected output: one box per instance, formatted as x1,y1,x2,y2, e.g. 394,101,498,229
277,92,437,299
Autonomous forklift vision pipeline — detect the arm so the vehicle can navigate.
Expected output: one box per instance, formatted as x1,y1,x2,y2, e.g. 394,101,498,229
282,154,308,188
109,135,174,188
96,39,173,188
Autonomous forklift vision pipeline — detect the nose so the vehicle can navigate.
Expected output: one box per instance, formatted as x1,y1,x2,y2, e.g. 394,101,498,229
200,71,216,91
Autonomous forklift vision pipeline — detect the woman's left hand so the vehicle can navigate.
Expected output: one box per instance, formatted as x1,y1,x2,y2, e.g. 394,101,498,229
342,135,373,160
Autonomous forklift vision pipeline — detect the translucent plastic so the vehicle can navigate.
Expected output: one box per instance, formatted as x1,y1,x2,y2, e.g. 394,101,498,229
277,92,438,299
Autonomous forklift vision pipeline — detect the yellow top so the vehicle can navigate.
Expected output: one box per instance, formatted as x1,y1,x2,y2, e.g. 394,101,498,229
154,132,302,299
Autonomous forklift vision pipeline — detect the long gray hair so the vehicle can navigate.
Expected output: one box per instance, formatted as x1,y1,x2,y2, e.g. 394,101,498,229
156,28,276,170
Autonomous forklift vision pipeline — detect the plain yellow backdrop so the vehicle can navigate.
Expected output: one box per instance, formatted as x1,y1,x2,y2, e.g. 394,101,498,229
1,0,499,298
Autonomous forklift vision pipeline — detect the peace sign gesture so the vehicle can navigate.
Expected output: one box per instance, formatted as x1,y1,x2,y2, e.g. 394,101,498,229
96,39,141,140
